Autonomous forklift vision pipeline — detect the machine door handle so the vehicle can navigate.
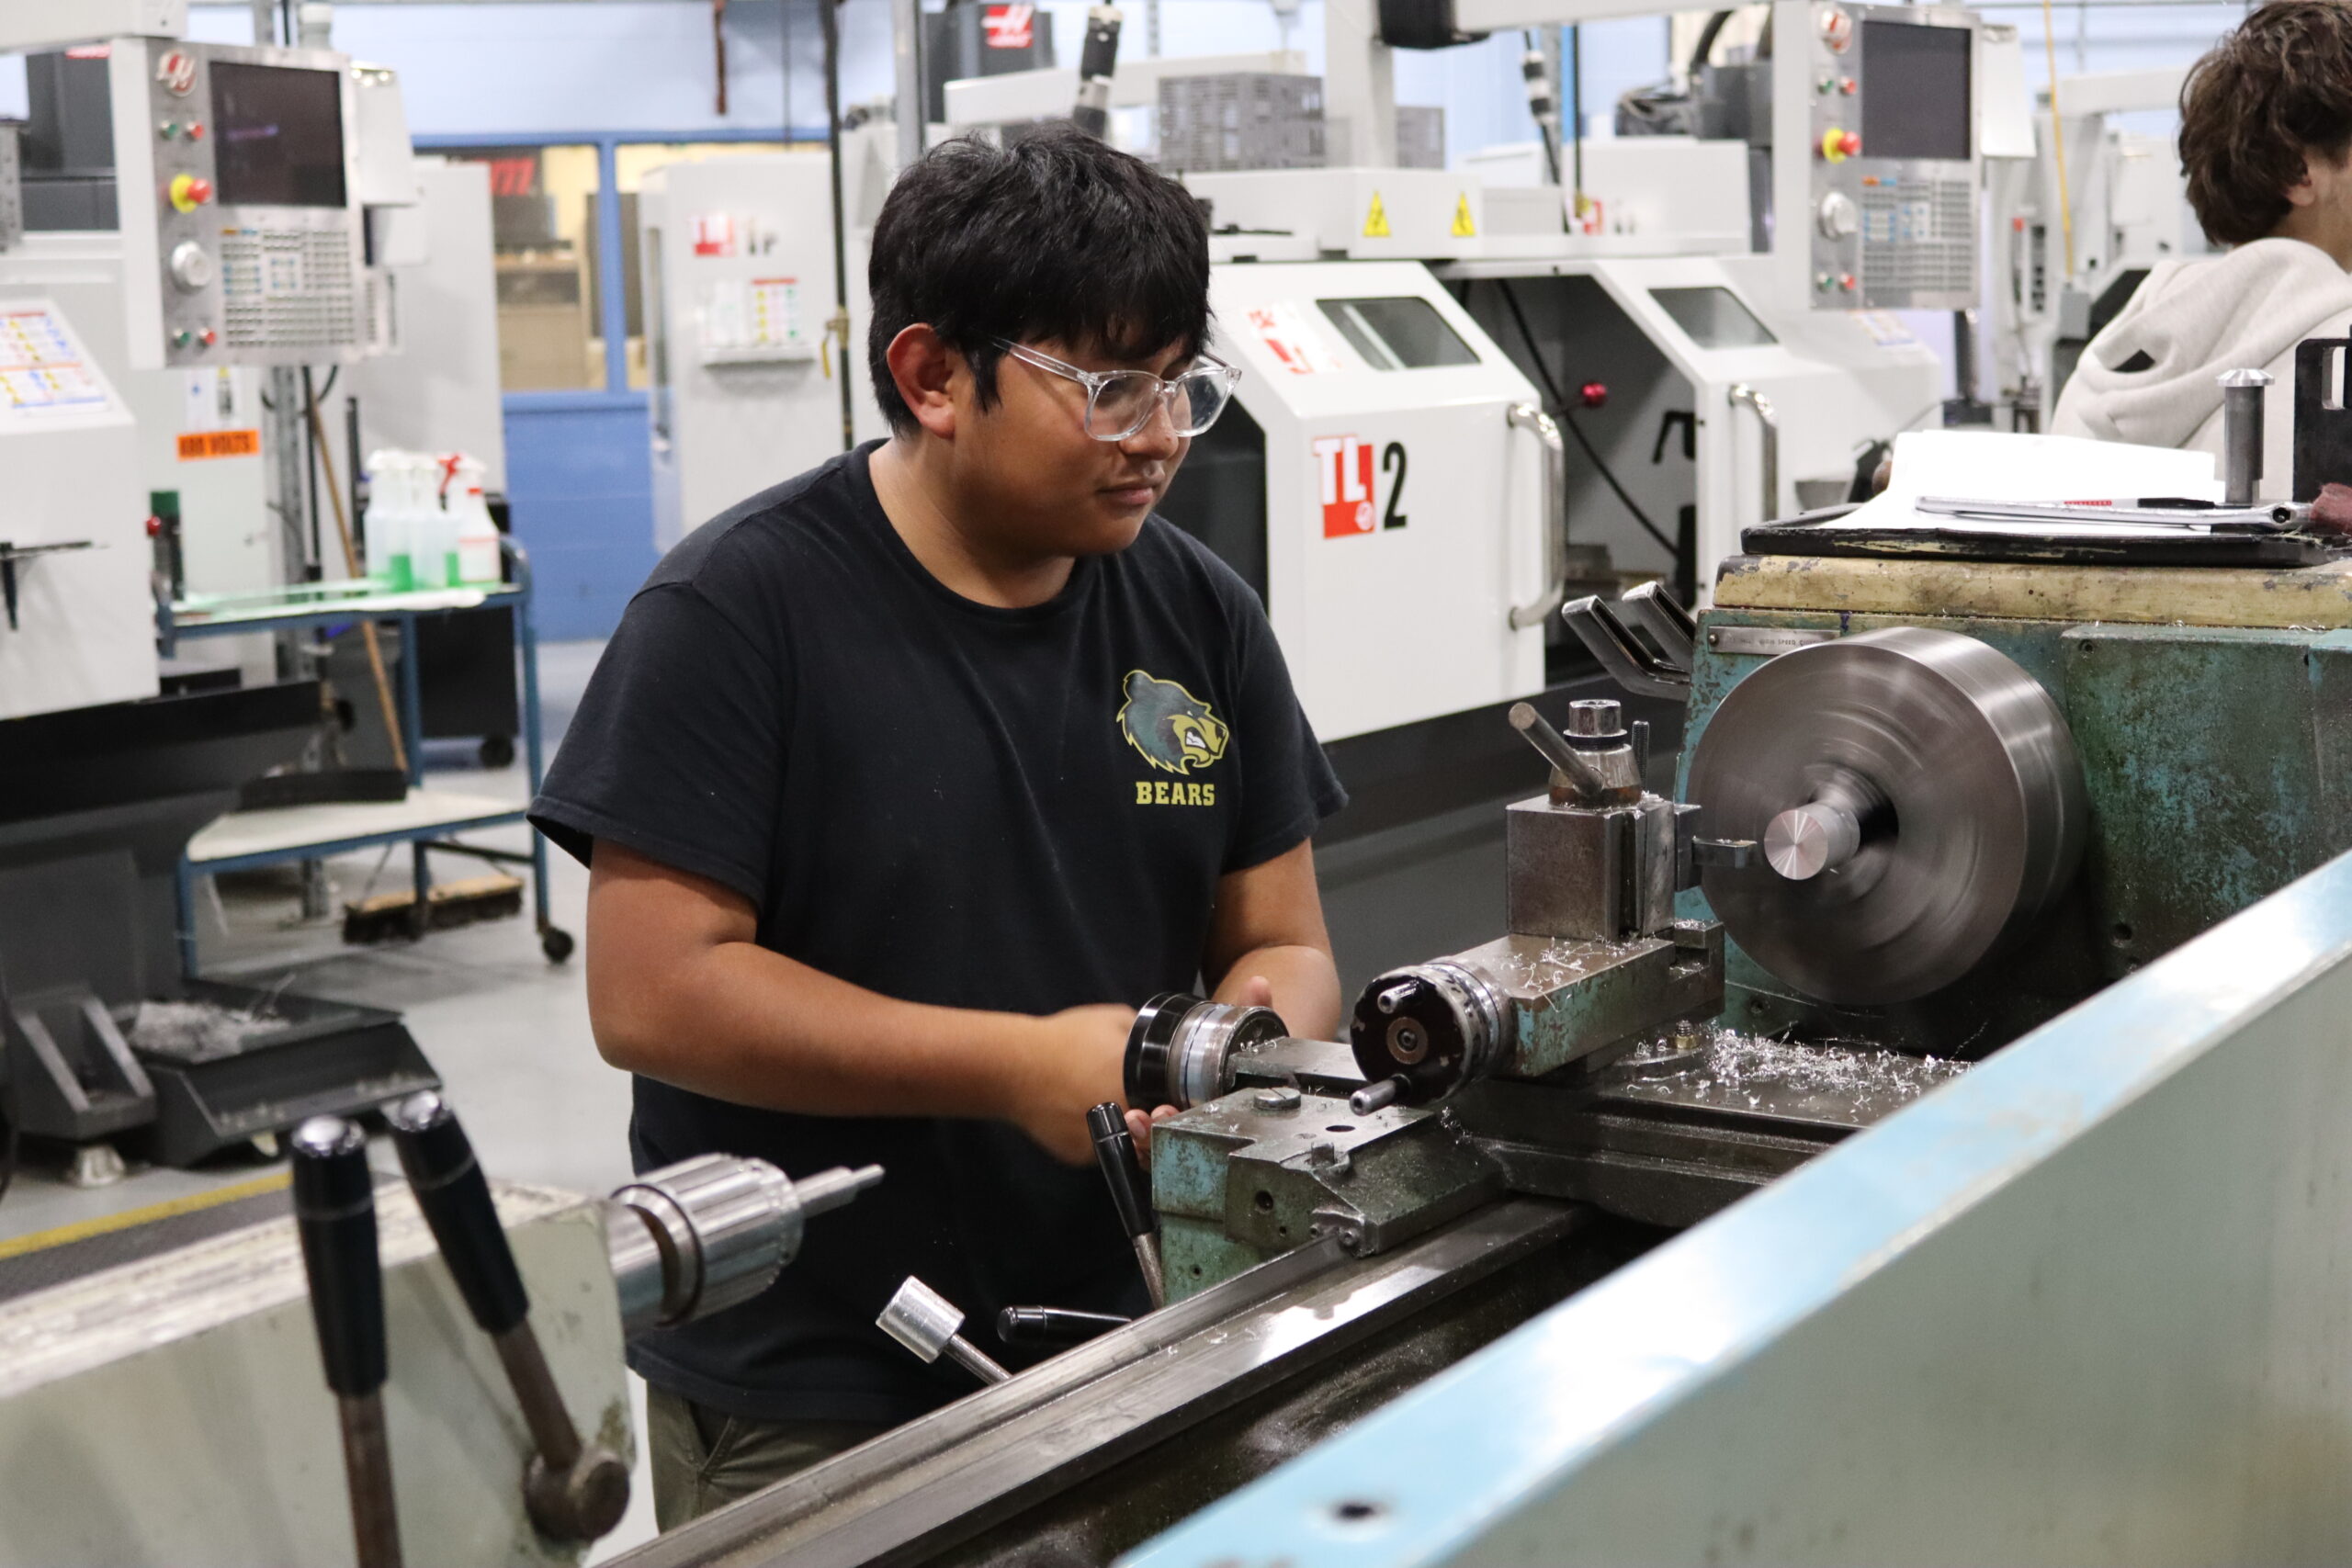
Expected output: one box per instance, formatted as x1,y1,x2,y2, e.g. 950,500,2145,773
1506,402,1569,630
1727,383,1781,525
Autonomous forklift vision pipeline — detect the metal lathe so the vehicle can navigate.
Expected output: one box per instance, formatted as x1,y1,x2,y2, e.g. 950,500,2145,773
611,513,2352,1567
13,491,2352,1564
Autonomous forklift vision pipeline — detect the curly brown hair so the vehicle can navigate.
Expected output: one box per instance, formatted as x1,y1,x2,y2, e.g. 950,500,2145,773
2179,1,2352,245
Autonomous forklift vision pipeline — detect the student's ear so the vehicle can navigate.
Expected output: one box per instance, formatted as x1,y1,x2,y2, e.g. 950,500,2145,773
885,323,961,439
2286,156,2321,209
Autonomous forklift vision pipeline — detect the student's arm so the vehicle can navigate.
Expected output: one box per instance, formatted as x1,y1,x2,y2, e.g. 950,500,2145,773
585,840,1131,1166
1202,840,1342,1041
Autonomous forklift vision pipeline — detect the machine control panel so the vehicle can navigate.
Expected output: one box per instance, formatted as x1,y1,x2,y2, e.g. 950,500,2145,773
107,36,367,368
1805,4,1980,310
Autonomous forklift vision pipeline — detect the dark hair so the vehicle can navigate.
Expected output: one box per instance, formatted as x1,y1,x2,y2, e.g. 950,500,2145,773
2179,0,2352,245
865,126,1211,431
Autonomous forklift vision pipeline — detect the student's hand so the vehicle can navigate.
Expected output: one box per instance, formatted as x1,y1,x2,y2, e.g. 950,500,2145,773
1125,1103,1179,1166
1217,974,1276,1010
1013,1003,1139,1165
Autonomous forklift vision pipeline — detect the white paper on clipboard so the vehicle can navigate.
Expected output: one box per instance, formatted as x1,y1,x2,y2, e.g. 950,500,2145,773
1830,430,2223,538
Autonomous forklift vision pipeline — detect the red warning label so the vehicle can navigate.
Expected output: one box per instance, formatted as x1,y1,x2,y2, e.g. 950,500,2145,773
1315,435,1374,537
177,427,259,460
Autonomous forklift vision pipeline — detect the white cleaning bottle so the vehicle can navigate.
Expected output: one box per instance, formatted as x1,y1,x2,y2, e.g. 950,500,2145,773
448,454,502,585
363,450,416,591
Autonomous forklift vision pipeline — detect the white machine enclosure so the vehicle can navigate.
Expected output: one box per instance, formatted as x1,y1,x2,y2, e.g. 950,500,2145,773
1184,167,1485,262
339,156,508,493
0,297,160,720
640,152,843,550
1,236,276,688
1460,138,1754,257
107,36,368,370
1210,261,1547,741
1461,254,1942,567
0,1,183,51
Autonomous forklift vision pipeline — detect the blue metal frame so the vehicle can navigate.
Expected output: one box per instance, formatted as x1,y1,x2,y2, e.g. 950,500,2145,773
165,539,555,976
1125,848,2352,1565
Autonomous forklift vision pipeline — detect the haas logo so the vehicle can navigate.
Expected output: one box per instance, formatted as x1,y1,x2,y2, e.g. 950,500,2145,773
982,5,1036,49
156,50,198,96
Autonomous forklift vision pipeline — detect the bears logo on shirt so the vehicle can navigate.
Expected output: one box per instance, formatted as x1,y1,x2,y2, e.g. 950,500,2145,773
1119,670,1227,806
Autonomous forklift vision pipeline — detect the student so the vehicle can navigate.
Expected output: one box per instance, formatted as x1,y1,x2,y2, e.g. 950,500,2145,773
2053,0,2352,491
529,127,1347,1526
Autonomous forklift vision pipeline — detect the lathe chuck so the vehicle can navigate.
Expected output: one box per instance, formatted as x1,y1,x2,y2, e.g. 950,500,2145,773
1686,626,2086,1005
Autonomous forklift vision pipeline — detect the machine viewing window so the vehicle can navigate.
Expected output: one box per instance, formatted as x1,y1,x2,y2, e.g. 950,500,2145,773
1650,287,1777,349
1860,21,1972,163
1317,297,1478,370
211,62,347,208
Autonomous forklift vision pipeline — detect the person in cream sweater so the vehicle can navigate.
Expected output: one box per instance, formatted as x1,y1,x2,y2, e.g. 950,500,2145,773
2053,0,2352,496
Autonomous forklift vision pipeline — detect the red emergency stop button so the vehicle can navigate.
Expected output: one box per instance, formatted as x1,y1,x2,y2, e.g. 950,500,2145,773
1820,129,1862,163
168,174,214,213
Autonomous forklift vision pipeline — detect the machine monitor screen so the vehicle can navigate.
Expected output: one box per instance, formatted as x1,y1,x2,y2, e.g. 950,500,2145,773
1318,297,1479,370
1650,287,1777,349
211,62,347,208
1860,21,1972,163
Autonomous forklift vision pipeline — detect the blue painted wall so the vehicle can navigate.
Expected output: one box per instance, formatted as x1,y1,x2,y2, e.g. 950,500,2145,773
505,394,659,641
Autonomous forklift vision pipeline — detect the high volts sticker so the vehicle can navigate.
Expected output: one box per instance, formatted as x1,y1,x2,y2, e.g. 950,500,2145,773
177,428,259,460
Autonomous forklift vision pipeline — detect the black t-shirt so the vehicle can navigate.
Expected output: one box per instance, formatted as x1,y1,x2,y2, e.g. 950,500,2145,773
530,443,1346,1425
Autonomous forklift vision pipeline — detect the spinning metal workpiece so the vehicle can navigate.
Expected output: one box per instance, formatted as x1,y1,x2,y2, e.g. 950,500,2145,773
1687,626,2086,1005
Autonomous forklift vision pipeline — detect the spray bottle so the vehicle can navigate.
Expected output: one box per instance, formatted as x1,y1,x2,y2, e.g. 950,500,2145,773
447,454,502,585
363,450,416,591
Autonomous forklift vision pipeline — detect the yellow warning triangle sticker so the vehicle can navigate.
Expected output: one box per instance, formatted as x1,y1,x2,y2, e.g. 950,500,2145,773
1363,191,1391,239
1451,193,1477,238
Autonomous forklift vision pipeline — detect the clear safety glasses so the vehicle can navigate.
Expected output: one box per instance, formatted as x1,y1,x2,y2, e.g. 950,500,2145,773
994,339,1242,442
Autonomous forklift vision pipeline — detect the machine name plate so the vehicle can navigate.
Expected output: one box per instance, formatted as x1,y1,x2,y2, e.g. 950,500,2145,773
1707,626,1838,657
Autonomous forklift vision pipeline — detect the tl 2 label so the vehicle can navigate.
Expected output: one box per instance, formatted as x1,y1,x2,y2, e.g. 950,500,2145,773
1314,434,1409,537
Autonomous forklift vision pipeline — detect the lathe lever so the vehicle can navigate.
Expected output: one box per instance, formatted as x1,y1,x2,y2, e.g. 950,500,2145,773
996,1305,1131,1348
879,1277,1012,1384
1088,1101,1167,1308
388,1091,629,1545
291,1115,403,1568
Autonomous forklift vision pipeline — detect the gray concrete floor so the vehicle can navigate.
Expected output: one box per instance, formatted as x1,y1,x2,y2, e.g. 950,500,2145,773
4,636,1521,1562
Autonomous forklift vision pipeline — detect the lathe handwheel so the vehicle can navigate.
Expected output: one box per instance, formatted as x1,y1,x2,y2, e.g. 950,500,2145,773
1686,626,2086,1005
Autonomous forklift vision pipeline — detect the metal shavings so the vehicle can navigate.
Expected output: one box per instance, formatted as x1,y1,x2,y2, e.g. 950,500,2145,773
127,998,281,1063
1494,936,1644,992
1619,1021,1968,1119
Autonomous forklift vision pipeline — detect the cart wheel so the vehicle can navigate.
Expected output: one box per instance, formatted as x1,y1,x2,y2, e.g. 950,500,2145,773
541,926,576,964
480,734,516,769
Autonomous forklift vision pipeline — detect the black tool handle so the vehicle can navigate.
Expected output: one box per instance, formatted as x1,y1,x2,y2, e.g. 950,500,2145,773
997,1305,1131,1348
387,1091,529,1337
292,1115,388,1399
1086,1101,1154,1242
